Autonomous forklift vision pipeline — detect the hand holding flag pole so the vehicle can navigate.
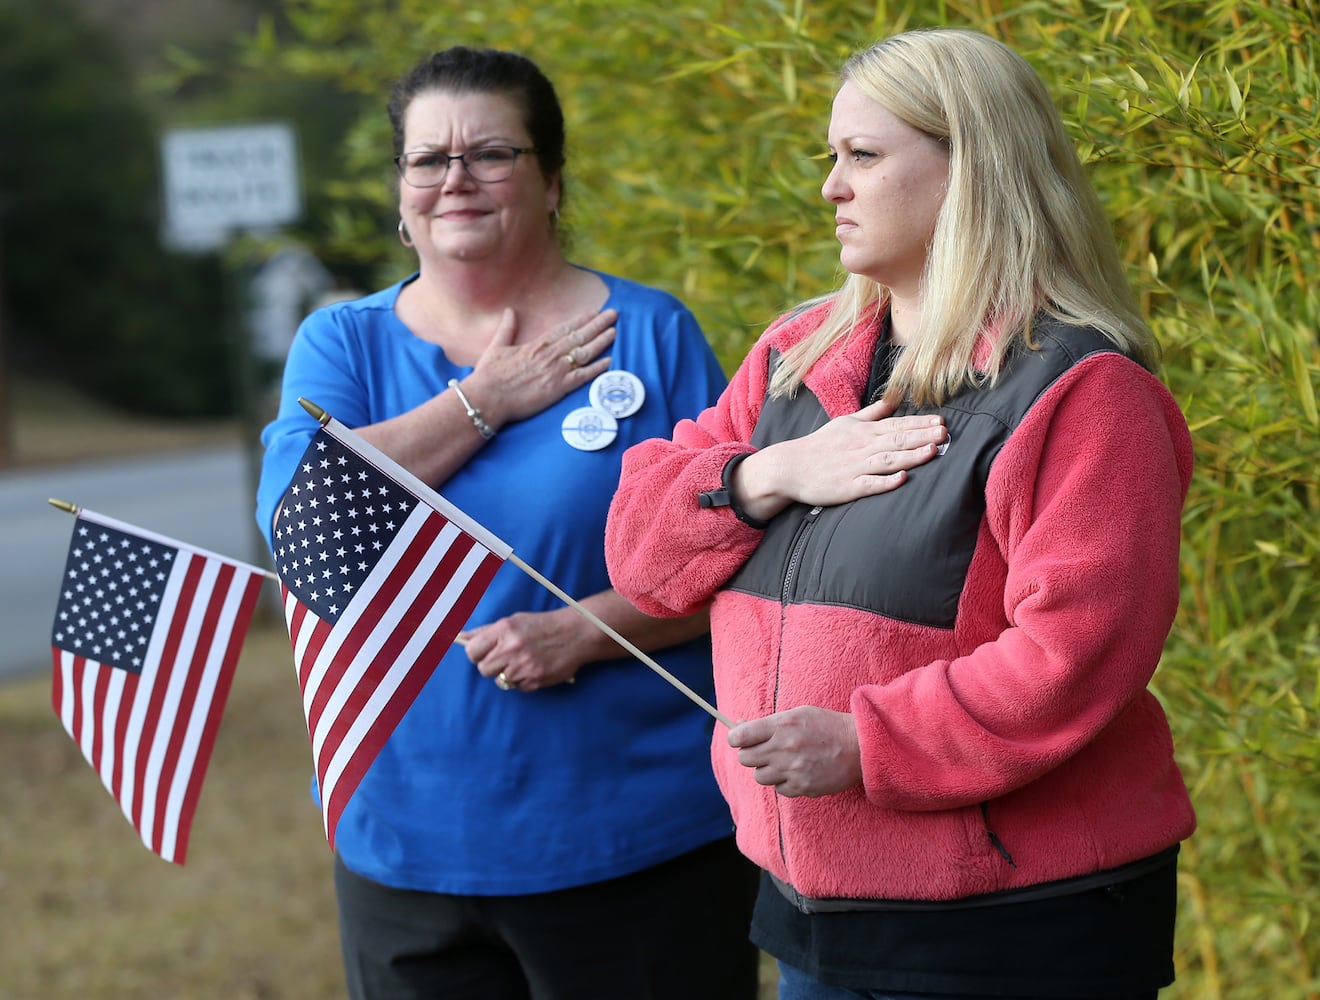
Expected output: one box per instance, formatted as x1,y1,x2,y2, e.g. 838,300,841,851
294,397,732,729
493,547,730,726
47,399,731,864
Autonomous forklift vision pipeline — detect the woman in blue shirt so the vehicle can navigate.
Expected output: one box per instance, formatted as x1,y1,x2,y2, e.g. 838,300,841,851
256,46,757,1000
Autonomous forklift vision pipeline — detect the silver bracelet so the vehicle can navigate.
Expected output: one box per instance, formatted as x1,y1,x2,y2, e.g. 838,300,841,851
447,378,496,440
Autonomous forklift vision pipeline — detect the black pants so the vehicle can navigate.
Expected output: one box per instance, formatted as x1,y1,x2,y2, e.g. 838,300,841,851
334,836,761,1000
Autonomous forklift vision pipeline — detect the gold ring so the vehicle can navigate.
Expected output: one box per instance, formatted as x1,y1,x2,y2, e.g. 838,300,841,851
565,347,582,368
495,671,512,691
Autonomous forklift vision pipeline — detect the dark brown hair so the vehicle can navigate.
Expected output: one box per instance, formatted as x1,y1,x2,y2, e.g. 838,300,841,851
387,46,566,186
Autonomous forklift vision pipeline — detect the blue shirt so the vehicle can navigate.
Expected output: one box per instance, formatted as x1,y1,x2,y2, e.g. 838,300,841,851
256,269,732,894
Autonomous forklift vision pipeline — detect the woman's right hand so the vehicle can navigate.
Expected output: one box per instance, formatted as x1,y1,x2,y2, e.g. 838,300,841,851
463,307,617,427
731,397,946,520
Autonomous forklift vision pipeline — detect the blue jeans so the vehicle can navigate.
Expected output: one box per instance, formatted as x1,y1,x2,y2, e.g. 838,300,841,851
776,961,934,999
776,960,1160,1000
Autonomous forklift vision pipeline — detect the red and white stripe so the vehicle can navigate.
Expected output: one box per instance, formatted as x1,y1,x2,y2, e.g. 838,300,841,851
281,501,504,847
51,551,264,864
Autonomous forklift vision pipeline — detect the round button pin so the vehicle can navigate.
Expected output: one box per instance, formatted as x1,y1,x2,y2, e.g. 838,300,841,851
588,370,645,419
561,406,618,451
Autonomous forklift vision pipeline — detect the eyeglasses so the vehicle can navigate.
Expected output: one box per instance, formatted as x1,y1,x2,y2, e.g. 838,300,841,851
394,146,539,186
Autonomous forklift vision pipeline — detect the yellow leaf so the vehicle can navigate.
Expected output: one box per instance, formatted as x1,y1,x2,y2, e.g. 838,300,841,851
1177,54,1205,112
1226,70,1244,117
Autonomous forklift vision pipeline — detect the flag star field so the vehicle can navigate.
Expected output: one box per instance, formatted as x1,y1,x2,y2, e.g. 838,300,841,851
52,523,174,675
273,434,413,622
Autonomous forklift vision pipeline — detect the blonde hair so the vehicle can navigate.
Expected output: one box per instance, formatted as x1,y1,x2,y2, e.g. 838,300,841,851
770,28,1157,404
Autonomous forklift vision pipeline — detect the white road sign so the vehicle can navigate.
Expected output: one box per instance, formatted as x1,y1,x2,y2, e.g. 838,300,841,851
161,122,301,249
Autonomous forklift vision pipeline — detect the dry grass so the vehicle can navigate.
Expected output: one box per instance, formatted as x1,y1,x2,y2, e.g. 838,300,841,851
0,621,346,1000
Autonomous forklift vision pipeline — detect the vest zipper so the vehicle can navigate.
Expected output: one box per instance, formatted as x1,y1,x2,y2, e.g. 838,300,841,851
781,505,823,606
773,505,823,875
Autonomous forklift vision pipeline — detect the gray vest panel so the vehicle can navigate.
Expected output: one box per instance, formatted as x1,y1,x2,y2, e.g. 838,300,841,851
723,320,1126,628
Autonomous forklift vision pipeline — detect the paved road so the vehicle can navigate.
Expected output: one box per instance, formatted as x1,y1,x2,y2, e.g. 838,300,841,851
0,445,270,681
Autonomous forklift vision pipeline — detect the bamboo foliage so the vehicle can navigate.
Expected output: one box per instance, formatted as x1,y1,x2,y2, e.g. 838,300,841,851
251,1,1318,995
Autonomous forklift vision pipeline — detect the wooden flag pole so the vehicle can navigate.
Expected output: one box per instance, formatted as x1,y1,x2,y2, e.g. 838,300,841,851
298,398,733,727
47,499,281,583
386,528,727,723
507,553,732,728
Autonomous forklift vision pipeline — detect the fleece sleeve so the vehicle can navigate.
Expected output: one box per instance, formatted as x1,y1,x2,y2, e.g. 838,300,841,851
852,354,1194,809
605,335,778,617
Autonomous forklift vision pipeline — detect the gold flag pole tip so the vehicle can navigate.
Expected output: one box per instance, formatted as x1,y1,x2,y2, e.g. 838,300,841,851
49,498,80,515
298,397,331,425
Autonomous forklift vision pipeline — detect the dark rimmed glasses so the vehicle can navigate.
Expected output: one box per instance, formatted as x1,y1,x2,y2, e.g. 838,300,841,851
394,146,539,187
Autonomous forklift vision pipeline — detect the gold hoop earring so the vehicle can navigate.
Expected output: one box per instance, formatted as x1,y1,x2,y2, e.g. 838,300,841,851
397,218,414,248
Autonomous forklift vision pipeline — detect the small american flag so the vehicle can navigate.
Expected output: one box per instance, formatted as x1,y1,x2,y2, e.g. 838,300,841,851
272,415,510,847
50,509,266,864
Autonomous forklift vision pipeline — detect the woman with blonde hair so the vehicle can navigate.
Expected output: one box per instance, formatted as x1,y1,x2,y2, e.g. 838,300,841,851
607,27,1194,999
